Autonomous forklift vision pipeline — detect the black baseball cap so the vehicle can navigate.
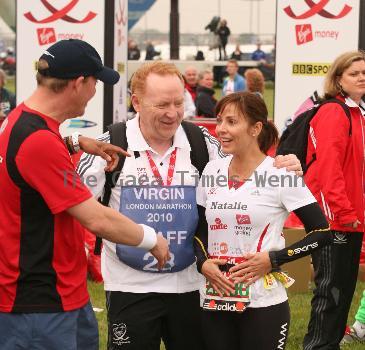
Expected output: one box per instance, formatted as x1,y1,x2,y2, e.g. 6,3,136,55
37,39,120,85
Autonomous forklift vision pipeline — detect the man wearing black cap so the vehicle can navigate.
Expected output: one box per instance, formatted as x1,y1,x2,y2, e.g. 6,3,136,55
0,39,169,350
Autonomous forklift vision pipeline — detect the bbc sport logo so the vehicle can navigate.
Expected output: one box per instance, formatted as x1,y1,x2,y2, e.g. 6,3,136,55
292,63,331,76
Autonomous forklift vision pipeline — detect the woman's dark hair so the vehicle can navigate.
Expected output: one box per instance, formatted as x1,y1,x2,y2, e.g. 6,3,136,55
215,91,278,154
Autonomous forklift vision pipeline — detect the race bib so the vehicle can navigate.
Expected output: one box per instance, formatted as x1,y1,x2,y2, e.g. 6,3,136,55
116,186,198,273
203,256,251,312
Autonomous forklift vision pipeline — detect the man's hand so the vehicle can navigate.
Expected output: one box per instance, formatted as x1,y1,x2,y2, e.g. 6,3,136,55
229,252,272,286
201,259,235,297
274,154,303,176
78,136,130,172
149,233,171,270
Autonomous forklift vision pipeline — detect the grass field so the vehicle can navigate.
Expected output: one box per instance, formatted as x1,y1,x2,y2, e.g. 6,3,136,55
89,280,365,350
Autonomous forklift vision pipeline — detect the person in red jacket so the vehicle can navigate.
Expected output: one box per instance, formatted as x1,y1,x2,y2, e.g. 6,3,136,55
184,65,198,101
303,50,365,350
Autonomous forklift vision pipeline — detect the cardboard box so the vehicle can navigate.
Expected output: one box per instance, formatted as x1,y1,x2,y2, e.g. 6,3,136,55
282,228,311,293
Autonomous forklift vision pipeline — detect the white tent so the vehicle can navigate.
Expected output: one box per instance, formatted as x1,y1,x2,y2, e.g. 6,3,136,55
0,0,15,29
0,15,15,39
0,15,15,50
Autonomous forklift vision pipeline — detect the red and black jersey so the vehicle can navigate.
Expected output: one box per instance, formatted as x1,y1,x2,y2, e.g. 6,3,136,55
0,103,92,313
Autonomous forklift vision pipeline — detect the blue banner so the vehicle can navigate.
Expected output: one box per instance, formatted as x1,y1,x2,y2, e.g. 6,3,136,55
128,0,156,30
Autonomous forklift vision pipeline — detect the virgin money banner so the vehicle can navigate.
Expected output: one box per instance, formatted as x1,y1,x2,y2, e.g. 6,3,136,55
16,0,105,137
113,0,128,123
275,0,360,132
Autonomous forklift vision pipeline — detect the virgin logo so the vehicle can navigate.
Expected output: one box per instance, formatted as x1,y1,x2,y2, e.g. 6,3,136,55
37,28,56,46
284,0,352,19
24,0,97,24
295,24,313,45
236,214,251,225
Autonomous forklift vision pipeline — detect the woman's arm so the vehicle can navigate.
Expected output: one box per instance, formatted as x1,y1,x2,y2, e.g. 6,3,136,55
309,103,358,225
230,203,332,284
269,203,332,268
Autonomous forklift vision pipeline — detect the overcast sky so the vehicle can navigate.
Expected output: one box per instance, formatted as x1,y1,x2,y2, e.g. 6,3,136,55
131,0,277,35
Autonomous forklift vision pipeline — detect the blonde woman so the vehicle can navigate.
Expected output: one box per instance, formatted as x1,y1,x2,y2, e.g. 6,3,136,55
303,50,365,349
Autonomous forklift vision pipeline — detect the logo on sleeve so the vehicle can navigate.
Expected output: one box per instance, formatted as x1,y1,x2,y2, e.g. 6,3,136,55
288,242,319,256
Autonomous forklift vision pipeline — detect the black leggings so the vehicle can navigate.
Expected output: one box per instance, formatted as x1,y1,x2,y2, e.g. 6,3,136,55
201,301,290,350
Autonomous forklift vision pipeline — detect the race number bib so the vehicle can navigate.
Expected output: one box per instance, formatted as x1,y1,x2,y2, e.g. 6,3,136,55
116,186,198,273
203,256,251,312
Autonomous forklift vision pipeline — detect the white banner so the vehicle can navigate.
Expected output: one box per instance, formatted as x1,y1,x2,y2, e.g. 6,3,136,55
113,0,128,123
16,0,105,137
274,0,360,132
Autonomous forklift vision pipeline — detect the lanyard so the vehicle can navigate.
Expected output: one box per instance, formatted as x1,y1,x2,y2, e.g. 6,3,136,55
145,148,177,186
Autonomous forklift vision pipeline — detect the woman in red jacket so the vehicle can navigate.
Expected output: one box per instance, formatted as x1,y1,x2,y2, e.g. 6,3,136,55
303,50,365,350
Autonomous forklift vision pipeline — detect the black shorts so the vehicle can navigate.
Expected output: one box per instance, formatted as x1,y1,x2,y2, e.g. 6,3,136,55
201,300,290,350
106,290,205,350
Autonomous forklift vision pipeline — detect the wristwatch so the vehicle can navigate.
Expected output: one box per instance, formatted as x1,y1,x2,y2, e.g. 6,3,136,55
71,132,81,153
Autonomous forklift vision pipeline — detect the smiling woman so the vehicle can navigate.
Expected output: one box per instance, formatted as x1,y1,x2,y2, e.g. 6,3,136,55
215,91,277,158
193,91,332,350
